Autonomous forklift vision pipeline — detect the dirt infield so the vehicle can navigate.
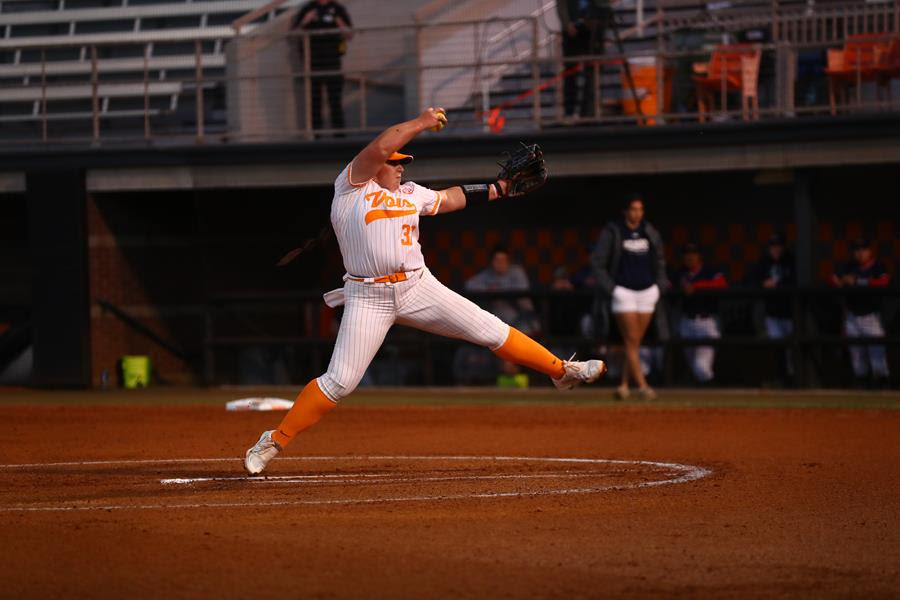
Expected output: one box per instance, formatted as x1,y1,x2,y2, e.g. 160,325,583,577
0,400,898,598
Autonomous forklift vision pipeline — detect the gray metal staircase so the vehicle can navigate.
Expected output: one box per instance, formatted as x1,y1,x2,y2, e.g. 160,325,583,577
442,0,666,131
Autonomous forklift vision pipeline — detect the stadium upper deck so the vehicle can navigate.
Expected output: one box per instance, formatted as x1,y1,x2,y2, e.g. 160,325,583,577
0,0,897,191
0,0,896,144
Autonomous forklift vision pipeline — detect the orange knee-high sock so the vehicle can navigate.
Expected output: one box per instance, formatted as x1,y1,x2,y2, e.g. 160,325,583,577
493,327,566,379
271,379,336,448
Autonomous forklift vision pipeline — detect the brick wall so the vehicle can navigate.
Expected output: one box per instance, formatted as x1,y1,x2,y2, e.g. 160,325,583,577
87,193,204,386
85,188,338,388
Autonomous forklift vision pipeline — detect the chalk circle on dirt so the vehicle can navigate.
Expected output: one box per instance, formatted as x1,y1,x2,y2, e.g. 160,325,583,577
0,455,711,512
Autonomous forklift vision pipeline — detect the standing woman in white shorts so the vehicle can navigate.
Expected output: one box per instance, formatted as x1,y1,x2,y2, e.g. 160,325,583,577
592,195,669,399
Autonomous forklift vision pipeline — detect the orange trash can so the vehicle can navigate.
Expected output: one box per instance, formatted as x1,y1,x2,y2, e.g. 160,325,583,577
620,57,673,125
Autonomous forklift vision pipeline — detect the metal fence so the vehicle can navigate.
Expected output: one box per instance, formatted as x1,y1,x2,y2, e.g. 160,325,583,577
0,0,897,145
203,287,900,388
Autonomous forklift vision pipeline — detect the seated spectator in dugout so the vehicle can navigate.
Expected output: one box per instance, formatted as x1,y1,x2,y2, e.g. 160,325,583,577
750,232,796,385
465,245,540,336
548,266,580,335
831,238,891,388
462,246,540,386
546,265,595,363
675,242,728,384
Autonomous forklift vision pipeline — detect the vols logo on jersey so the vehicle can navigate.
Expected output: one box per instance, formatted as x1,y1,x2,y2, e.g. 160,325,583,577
364,190,417,225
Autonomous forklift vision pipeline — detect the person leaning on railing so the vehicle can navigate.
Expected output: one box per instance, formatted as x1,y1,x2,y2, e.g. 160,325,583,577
556,0,612,122
750,232,796,386
831,238,892,389
675,242,728,386
291,0,353,134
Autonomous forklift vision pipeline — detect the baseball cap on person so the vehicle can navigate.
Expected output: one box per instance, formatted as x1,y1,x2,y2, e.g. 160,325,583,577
682,242,701,255
553,266,570,280
850,237,871,251
768,232,786,246
387,152,414,165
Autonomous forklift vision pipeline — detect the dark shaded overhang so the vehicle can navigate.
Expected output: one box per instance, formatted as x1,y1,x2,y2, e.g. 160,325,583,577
1,113,897,192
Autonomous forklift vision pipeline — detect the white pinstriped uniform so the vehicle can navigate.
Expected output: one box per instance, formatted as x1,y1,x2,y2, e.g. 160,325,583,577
316,164,509,402
332,163,437,277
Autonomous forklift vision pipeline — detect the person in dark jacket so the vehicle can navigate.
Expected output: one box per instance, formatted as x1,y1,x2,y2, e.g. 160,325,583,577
592,194,668,399
556,0,611,120
751,232,796,383
831,238,891,387
292,0,353,133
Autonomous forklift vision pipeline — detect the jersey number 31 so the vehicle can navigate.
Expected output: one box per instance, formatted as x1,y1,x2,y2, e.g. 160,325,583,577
401,224,416,246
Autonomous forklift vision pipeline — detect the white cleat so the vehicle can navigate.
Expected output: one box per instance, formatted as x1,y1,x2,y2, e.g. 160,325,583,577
244,430,282,475
552,359,607,391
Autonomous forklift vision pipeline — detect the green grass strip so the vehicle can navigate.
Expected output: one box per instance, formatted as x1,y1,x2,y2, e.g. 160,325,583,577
0,386,898,410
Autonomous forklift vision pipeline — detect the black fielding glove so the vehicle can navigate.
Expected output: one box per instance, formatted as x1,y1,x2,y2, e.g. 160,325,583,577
496,142,548,198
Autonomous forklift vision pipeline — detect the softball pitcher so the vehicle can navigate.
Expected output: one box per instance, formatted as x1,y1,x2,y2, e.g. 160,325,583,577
245,108,606,474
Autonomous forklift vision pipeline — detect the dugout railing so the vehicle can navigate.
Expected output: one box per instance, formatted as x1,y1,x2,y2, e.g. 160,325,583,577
202,286,900,389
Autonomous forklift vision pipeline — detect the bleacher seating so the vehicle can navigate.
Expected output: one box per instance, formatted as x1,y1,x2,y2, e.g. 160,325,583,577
433,0,670,130
0,0,294,138
437,0,802,129
1,0,897,141
473,0,899,128
224,0,432,140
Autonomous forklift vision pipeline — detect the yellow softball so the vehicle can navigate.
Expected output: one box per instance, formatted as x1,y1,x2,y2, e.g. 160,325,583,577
430,110,448,132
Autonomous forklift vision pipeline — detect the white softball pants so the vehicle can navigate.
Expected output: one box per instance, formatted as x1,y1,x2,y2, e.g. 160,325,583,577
679,315,720,383
317,268,509,401
765,316,795,377
764,316,793,340
844,312,889,378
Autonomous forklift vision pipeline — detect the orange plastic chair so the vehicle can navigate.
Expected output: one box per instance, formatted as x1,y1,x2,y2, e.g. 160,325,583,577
825,33,892,114
883,36,900,83
693,44,761,122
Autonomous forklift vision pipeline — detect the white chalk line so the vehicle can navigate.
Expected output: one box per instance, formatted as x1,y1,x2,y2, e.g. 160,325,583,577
160,471,616,485
0,455,691,470
0,456,712,512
